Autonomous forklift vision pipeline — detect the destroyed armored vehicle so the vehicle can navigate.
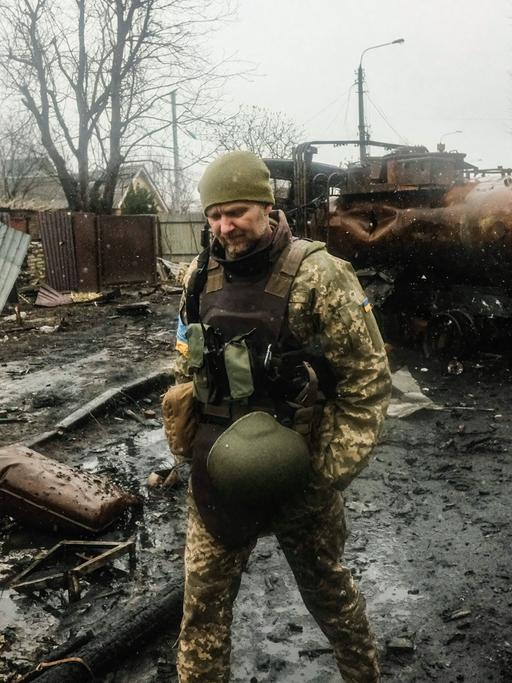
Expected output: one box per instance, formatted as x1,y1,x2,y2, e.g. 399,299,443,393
265,141,512,356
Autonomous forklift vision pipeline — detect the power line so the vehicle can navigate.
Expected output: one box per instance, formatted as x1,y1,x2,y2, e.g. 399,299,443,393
343,83,356,132
302,83,355,125
366,91,408,144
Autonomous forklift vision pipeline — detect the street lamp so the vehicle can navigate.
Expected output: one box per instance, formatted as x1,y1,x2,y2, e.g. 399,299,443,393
357,38,405,163
437,130,462,153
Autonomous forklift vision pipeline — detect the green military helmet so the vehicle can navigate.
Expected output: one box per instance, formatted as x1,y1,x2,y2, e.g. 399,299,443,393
207,411,311,506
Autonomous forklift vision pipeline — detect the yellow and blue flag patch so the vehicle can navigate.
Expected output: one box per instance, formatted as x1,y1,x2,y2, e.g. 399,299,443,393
361,296,372,313
175,314,189,356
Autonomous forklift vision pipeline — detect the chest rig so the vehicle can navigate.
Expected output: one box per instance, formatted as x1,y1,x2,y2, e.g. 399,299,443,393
185,237,325,426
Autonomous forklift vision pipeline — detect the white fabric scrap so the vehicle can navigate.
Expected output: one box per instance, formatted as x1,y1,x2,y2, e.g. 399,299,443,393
388,367,441,418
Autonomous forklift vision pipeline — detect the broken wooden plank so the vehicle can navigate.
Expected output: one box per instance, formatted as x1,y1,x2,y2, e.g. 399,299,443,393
47,369,173,433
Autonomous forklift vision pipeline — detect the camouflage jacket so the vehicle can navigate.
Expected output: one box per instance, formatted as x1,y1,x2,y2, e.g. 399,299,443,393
173,216,391,491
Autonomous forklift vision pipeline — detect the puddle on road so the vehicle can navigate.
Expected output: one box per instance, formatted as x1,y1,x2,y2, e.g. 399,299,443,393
0,349,112,404
372,581,422,605
87,427,173,489
131,428,175,482
81,454,100,471
363,556,423,623
0,589,19,630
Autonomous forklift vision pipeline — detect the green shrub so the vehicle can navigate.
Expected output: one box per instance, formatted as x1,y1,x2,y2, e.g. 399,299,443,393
121,184,157,214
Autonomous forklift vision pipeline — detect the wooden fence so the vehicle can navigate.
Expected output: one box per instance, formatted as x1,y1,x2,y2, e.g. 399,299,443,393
159,212,205,262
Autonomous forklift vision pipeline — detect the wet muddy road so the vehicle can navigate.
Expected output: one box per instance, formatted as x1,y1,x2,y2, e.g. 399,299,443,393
1,294,511,682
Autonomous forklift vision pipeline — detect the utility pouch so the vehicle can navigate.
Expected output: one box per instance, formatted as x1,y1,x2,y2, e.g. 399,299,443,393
188,322,230,404
187,323,213,403
193,369,210,404
223,336,255,400
161,381,199,462
187,323,208,370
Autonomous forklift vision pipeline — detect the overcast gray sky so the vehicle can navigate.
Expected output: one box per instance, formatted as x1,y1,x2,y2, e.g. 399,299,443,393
209,0,512,169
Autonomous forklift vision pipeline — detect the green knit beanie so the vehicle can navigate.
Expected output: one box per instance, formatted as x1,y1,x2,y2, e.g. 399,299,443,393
198,151,275,213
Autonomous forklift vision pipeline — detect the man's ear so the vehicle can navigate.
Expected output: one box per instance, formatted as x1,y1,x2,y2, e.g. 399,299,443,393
263,204,273,215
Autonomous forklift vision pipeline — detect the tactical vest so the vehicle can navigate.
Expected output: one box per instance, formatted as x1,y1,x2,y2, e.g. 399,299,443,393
185,237,327,546
185,237,326,423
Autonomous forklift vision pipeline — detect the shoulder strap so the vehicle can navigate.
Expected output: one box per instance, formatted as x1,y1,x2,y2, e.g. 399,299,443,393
265,239,325,299
185,247,210,323
205,258,224,294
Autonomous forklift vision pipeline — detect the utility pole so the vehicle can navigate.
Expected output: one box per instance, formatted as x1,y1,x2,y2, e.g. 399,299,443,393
357,38,404,165
171,89,180,210
357,63,367,165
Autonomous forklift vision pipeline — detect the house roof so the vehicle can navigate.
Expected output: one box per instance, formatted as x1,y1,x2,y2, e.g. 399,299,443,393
0,164,169,212
0,175,68,211
113,165,170,213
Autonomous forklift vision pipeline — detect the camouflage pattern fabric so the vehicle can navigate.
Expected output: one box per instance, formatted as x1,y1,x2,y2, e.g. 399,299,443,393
177,480,380,682
287,248,391,490
174,236,390,681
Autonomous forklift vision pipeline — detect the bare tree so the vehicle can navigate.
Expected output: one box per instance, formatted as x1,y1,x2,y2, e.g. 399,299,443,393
0,110,48,202
213,105,304,159
0,0,235,212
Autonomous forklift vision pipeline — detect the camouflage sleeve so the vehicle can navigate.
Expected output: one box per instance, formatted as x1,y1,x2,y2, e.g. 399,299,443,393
170,259,198,384
287,249,391,490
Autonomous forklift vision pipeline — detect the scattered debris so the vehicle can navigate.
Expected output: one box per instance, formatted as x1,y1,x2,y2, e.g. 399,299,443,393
38,319,64,334
116,301,152,316
0,310,28,324
31,390,67,409
70,289,120,305
160,283,183,295
10,539,136,602
388,367,440,418
123,407,160,428
18,369,173,448
2,276,510,681
147,467,181,489
16,581,184,683
157,258,189,285
298,647,334,659
162,468,181,488
123,408,148,425
0,415,28,424
147,471,162,488
387,636,416,654
35,283,73,307
448,359,464,375
443,608,472,622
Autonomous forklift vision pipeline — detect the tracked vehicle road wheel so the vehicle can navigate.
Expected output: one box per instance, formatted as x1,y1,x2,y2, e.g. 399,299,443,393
423,309,479,359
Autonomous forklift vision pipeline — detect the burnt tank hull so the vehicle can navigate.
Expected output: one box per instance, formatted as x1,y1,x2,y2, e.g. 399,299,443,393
326,177,512,287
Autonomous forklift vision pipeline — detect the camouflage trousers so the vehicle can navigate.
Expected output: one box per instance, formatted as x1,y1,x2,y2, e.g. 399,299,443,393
177,482,380,682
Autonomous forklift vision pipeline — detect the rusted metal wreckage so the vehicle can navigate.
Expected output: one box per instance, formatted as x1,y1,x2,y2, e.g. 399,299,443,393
10,539,136,602
0,444,138,535
265,141,512,356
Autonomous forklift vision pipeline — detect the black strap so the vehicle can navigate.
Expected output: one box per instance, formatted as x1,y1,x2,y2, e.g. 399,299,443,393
185,246,210,323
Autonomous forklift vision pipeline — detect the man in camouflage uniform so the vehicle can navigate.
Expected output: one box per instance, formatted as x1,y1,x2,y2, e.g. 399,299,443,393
173,151,391,682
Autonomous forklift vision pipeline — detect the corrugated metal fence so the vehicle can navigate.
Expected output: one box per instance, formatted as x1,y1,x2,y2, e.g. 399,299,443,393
39,212,157,292
159,212,204,262
39,212,78,291
32,211,202,294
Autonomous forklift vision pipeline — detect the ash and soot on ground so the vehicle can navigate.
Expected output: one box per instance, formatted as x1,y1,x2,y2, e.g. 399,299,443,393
1,292,511,682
